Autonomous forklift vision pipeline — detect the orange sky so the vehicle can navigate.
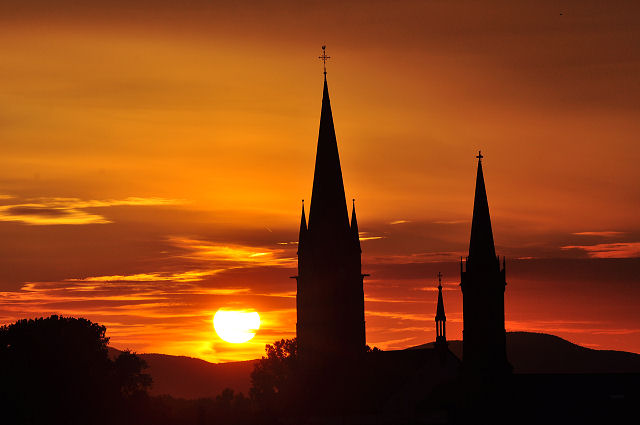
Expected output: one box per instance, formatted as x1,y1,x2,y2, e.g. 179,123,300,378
0,1,639,362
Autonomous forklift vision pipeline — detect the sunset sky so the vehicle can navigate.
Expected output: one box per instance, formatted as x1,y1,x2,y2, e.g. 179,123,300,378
1,1,639,362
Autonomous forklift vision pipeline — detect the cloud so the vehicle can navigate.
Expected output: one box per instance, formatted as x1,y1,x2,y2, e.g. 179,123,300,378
561,242,640,259
389,220,410,225
373,251,465,264
506,319,640,337
169,237,296,267
67,270,221,283
358,232,385,242
0,197,184,225
0,203,109,225
572,231,626,237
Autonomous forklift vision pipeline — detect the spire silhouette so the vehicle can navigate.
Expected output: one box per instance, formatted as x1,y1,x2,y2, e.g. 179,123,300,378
351,199,361,252
298,200,307,248
460,152,511,376
436,277,446,322
296,56,365,370
468,152,497,267
435,272,447,348
308,77,350,235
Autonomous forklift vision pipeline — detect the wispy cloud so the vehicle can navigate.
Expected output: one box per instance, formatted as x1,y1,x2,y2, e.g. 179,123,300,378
0,197,183,225
359,232,385,242
506,319,640,337
170,237,296,267
389,220,410,225
561,242,640,258
572,231,626,237
67,270,221,283
373,251,465,264
433,220,467,225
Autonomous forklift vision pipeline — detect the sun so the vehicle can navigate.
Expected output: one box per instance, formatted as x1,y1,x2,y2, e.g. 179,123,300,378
213,309,261,343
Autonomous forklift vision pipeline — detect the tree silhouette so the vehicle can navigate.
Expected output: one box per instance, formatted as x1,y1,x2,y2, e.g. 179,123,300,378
0,315,151,425
249,337,297,411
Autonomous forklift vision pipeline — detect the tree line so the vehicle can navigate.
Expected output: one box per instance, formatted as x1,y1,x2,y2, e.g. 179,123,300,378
0,315,299,425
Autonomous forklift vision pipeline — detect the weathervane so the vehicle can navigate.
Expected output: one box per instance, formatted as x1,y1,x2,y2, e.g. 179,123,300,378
318,45,330,75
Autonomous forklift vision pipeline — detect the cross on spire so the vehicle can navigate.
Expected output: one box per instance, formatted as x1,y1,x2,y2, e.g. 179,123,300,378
476,150,483,161
437,271,443,287
318,45,330,76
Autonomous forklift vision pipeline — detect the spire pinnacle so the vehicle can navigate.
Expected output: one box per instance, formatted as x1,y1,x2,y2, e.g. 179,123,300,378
318,45,330,77
298,199,307,246
308,60,349,235
468,152,497,266
351,198,361,251
435,272,446,322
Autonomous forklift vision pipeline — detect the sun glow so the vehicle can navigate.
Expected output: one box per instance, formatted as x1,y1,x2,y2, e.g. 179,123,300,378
213,309,261,344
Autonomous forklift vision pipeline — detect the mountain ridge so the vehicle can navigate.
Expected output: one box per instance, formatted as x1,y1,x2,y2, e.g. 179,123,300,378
110,332,640,399
409,331,640,374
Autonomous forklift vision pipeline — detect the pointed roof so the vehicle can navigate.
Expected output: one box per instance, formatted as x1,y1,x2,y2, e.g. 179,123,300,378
351,199,361,250
468,154,497,264
308,77,350,234
298,200,307,245
436,282,446,321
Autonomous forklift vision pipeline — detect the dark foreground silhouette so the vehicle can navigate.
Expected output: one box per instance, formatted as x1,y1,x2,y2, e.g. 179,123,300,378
107,347,258,399
2,316,639,424
0,316,151,425
0,315,260,425
108,331,640,400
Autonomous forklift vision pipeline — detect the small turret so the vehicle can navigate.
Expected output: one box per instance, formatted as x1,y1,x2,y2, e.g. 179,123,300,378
298,200,307,252
435,272,447,349
351,199,361,252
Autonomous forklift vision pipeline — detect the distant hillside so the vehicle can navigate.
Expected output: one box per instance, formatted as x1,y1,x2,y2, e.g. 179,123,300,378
108,332,640,399
409,331,640,374
108,347,257,399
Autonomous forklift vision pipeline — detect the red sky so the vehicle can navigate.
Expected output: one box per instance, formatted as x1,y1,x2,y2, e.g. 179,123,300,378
0,1,639,362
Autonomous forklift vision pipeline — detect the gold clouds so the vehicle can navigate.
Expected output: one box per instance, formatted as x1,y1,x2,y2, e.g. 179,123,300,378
0,197,183,225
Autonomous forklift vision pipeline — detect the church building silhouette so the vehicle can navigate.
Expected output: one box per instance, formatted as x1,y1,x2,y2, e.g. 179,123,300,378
295,48,510,384
295,70,366,369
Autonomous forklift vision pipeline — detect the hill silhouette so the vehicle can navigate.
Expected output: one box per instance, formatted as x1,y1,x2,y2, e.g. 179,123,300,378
108,348,257,399
410,331,640,374
108,332,640,399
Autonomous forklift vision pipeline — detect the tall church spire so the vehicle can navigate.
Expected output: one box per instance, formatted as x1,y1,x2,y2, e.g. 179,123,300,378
296,50,365,371
460,151,511,376
308,74,350,234
468,151,497,268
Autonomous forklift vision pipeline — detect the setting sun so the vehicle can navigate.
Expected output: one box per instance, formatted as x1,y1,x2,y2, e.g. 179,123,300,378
213,310,261,344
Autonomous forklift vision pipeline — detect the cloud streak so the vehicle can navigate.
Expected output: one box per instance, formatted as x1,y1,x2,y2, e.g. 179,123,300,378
572,231,626,237
0,197,184,225
561,242,640,259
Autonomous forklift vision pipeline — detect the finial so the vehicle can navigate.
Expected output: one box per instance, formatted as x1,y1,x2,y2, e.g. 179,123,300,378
318,45,331,76
476,150,483,161
437,271,443,288
352,198,355,206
